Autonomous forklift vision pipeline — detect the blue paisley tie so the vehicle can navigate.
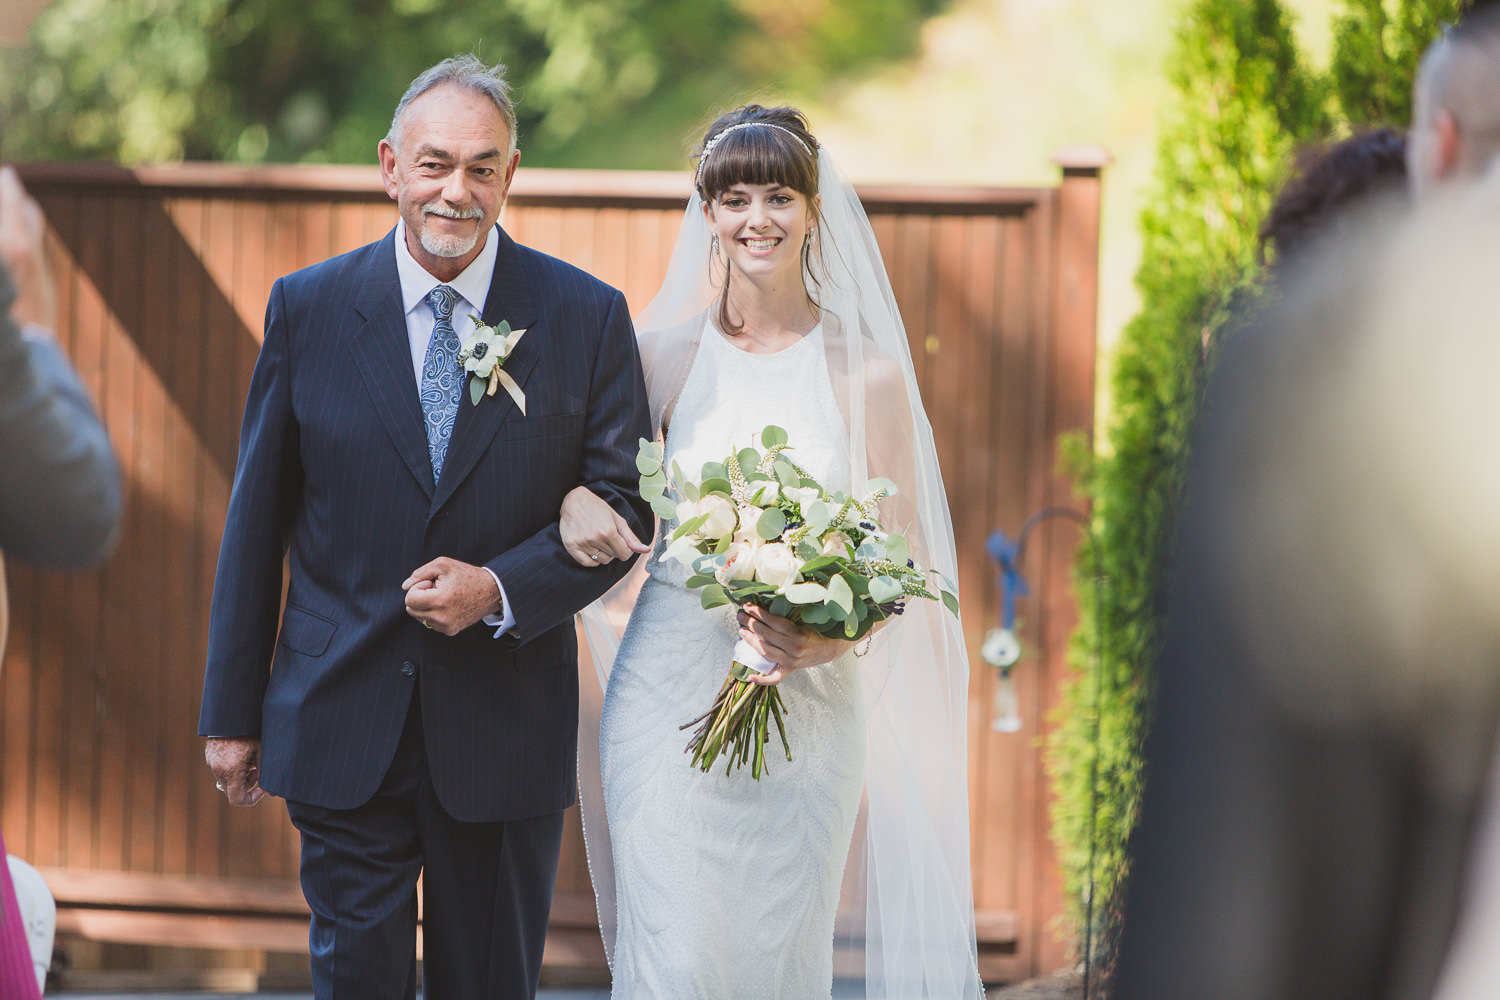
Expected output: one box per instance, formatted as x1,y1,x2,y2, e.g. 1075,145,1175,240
420,284,462,482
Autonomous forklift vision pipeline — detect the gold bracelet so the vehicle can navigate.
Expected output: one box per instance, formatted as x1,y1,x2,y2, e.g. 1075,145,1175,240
854,634,874,658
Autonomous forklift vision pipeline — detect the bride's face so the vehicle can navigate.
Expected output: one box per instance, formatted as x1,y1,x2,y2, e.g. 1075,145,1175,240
703,182,817,282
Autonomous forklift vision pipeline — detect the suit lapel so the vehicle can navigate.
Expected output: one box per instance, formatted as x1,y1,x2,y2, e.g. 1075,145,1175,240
433,228,544,512
346,232,437,498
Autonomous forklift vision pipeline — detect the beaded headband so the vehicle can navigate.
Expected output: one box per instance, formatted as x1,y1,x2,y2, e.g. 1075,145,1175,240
695,122,815,186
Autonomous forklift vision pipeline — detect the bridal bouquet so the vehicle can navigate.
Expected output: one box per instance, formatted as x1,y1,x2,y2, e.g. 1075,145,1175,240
636,426,958,779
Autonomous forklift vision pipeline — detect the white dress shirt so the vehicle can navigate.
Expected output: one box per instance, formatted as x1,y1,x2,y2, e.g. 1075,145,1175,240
393,220,516,638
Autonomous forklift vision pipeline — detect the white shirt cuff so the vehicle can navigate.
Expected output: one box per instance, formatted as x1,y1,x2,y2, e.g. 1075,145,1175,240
481,567,516,638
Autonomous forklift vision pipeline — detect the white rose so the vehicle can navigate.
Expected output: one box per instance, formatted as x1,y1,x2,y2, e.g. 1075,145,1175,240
716,541,760,584
674,500,698,525
734,504,765,543
819,530,853,558
753,543,802,589
697,495,738,540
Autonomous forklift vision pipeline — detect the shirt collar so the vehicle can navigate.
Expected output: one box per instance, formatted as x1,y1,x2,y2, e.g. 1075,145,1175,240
393,219,501,320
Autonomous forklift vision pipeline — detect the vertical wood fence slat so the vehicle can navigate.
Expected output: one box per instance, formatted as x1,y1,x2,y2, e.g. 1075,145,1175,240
5,162,1099,984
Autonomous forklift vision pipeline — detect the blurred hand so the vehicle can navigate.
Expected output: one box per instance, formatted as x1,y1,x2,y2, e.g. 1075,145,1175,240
0,166,56,331
560,485,649,567
205,737,266,807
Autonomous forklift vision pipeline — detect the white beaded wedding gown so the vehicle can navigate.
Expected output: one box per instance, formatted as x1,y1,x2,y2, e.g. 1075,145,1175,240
598,320,866,999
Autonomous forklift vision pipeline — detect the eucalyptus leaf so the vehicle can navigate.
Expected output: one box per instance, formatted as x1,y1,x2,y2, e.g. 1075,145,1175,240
636,449,664,475
801,604,832,625
826,573,855,614
869,575,904,604
783,582,828,605
797,555,842,576
761,425,788,449
682,478,700,502
701,460,727,481
730,581,777,598
650,494,679,519
941,589,960,615
863,476,898,499
769,596,792,617
756,507,787,540
886,533,910,566
804,500,831,534
686,574,719,589
774,458,802,487
699,477,733,498
700,585,730,610
842,570,871,597
737,447,760,473
469,376,485,407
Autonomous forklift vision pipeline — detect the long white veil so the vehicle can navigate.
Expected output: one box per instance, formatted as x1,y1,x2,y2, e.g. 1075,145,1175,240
578,145,984,998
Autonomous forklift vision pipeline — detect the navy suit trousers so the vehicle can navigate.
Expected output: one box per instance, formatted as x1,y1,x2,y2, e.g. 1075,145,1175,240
285,692,565,1000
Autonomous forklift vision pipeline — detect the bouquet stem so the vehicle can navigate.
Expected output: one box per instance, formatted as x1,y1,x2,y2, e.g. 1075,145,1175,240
679,661,792,780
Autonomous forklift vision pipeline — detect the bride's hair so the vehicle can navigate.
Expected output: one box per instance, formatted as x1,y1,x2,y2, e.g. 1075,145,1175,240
694,105,824,336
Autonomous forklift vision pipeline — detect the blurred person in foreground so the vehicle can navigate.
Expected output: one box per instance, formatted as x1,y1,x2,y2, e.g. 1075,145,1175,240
1258,127,1409,277
1408,0,1500,206
198,54,650,1000
1114,8,1500,1000
0,164,122,997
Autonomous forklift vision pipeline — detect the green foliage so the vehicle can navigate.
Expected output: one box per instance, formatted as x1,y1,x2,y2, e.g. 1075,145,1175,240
1045,0,1327,956
1047,0,1465,968
1330,0,1465,125
0,0,946,167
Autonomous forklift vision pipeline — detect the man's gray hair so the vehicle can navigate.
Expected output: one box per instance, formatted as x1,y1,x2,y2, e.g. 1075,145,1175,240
385,55,518,158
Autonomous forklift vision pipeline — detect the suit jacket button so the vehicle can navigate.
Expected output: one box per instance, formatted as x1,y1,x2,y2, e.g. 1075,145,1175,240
401,661,416,677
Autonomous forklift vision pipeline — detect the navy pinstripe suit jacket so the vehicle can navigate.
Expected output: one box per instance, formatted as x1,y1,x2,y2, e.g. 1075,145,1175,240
199,226,652,823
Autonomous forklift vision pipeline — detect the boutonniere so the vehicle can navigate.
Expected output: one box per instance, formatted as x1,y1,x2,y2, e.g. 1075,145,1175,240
457,316,528,413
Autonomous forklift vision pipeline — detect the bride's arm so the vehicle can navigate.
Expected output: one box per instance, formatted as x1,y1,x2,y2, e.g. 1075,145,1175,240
560,485,652,567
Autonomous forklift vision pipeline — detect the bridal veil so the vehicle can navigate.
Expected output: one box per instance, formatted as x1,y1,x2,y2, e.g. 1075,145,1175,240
578,144,985,999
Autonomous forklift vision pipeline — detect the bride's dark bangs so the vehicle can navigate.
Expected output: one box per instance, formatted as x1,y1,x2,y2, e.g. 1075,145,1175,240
698,128,818,201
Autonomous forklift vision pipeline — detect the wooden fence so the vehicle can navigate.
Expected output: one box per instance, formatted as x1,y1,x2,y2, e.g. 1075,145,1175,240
3,156,1102,985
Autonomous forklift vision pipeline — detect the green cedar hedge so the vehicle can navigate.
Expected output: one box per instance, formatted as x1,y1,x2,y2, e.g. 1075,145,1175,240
1041,0,1465,971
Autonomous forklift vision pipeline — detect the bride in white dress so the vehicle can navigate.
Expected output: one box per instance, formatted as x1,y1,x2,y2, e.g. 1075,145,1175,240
562,105,985,1000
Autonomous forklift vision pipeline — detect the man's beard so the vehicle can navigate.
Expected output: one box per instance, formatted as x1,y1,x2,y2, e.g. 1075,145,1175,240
419,203,486,258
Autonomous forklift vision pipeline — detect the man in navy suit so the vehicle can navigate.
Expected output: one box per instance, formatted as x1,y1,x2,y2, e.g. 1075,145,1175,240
199,55,651,1000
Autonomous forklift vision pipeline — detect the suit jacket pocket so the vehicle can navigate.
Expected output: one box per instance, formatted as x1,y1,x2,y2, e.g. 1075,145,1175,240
278,604,338,657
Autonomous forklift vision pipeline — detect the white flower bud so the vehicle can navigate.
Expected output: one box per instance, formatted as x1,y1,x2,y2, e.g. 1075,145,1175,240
819,530,853,558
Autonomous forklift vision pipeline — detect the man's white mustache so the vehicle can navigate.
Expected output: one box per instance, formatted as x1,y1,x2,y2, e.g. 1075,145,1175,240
424,203,485,220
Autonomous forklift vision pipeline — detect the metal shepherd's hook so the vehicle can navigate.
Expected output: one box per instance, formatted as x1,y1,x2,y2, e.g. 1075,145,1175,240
985,505,1105,1000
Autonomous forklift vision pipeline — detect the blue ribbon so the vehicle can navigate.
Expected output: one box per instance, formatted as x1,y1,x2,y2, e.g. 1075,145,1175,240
986,530,1030,630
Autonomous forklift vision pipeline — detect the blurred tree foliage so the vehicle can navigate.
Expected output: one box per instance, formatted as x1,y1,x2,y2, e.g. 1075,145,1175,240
1047,0,1467,975
1331,0,1466,124
0,0,945,166
1044,0,1326,959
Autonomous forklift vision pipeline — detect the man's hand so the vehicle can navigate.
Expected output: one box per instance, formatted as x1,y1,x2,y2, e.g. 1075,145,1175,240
205,737,266,807
0,166,57,331
402,557,502,635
